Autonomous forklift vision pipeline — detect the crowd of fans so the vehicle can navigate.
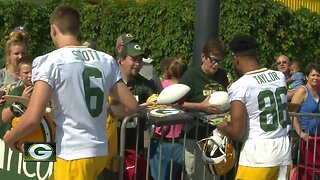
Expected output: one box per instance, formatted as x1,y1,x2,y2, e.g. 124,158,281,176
0,4,319,180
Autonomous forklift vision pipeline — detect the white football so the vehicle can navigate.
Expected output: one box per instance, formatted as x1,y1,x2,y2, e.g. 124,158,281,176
156,84,190,104
209,91,230,112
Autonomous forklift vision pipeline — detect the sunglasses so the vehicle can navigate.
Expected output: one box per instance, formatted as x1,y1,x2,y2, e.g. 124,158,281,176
277,61,288,65
208,57,223,65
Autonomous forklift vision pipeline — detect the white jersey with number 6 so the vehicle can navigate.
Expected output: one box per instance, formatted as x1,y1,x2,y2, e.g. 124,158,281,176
229,68,291,167
32,46,121,160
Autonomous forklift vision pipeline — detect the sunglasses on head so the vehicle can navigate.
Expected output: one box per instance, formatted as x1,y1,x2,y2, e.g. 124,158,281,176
208,57,222,65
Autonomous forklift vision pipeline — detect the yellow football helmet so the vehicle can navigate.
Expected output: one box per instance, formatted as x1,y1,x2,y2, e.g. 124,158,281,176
146,94,159,104
197,129,236,176
11,111,55,151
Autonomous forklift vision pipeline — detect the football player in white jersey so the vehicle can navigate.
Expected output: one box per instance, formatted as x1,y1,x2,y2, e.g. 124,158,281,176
217,35,291,179
4,5,138,180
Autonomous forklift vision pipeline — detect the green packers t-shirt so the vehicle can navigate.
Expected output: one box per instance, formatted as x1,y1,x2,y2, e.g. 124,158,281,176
179,66,228,103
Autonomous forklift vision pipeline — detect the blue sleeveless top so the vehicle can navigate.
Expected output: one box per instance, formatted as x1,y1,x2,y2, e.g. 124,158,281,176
299,85,320,135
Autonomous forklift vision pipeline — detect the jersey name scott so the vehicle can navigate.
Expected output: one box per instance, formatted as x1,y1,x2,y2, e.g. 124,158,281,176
253,72,280,84
72,49,101,61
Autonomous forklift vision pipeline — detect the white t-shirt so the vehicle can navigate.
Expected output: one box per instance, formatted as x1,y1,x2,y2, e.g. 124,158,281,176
228,68,291,167
32,46,121,160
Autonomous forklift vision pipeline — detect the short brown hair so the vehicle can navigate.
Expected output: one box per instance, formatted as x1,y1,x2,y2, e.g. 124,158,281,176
290,59,301,68
159,57,174,73
305,63,320,76
202,37,225,56
50,5,80,36
15,55,33,73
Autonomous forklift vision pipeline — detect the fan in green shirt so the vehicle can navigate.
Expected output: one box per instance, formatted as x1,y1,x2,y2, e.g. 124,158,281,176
178,37,231,180
118,42,157,154
2,56,33,125
179,38,229,116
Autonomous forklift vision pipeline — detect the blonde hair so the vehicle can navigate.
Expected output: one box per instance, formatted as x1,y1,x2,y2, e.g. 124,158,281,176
5,31,29,66
168,59,188,79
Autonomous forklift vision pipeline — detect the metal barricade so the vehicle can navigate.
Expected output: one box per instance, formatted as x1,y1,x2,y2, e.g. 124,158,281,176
117,112,320,180
118,108,195,180
118,111,230,180
119,114,140,180
289,112,320,180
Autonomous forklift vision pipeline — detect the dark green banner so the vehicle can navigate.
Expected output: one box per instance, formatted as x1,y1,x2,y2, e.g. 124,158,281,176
0,140,53,180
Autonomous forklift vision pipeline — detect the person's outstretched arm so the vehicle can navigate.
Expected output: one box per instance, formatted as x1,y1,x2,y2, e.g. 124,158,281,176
291,86,309,141
3,81,51,151
2,107,14,123
181,96,222,114
109,81,138,119
217,100,247,140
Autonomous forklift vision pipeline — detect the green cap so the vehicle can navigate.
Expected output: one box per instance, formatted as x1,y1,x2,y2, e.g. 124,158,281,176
120,42,145,58
116,33,135,48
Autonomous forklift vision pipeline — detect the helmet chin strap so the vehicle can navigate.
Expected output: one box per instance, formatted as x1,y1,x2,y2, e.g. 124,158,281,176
208,128,226,155
212,128,225,138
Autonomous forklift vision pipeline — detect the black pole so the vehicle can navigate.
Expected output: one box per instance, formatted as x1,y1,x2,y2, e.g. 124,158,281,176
193,0,221,67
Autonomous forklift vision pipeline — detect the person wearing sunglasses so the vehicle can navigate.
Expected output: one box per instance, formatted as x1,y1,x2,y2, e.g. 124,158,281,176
276,54,291,80
180,38,228,114
179,37,230,179
276,54,296,100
